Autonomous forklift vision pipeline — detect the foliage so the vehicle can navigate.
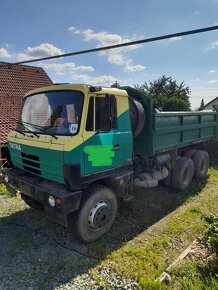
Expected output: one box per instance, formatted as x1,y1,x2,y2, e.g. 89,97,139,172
135,75,191,111
203,214,218,254
198,98,205,111
0,183,7,195
111,81,120,88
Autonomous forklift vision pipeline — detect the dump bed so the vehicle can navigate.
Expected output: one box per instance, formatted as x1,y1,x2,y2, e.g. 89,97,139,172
153,111,218,154
119,87,218,157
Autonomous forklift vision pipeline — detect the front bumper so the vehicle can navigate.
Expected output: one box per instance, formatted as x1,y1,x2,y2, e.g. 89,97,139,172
2,168,82,227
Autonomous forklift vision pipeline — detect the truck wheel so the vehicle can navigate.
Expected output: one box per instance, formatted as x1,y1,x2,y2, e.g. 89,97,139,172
192,150,209,180
75,185,117,243
183,149,197,159
21,193,44,210
171,157,194,191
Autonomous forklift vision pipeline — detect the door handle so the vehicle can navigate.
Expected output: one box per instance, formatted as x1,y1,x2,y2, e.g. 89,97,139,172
113,144,120,151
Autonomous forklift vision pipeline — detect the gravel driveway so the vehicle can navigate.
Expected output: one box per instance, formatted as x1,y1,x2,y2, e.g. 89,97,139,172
0,185,183,290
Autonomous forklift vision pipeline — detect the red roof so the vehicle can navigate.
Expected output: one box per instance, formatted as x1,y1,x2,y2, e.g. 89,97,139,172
0,62,53,144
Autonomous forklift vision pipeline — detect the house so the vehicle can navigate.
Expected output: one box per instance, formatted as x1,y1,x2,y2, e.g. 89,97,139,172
203,96,218,110
0,62,53,146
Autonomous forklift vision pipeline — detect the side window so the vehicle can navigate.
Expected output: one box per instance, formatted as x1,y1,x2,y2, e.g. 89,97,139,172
95,97,110,132
110,95,117,130
86,95,117,132
85,97,94,131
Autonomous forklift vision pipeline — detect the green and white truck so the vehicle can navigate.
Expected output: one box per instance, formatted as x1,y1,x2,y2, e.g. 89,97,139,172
2,84,218,242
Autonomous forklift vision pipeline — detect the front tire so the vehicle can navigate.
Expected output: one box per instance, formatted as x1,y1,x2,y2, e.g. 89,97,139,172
75,185,117,243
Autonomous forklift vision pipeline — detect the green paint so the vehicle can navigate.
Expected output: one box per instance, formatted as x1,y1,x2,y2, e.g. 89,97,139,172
10,143,65,184
84,145,115,166
10,110,133,181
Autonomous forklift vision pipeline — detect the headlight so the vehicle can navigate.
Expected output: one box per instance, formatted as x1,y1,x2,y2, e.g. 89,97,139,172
4,175,9,183
48,195,55,207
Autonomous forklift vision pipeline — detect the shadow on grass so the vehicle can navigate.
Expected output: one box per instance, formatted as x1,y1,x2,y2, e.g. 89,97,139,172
0,176,210,290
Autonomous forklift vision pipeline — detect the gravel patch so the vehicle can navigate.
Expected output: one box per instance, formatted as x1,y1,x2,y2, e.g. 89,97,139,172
0,185,186,289
55,265,139,290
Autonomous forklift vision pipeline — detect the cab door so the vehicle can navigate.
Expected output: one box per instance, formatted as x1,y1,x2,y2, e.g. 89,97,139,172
83,94,132,175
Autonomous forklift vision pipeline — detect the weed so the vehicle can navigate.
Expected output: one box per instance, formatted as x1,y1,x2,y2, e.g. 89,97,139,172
0,183,7,195
203,214,218,254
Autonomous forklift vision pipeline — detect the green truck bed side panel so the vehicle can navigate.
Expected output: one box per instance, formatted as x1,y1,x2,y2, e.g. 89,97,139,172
153,111,218,154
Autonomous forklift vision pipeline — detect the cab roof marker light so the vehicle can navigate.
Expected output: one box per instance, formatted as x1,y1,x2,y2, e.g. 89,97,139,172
89,86,102,93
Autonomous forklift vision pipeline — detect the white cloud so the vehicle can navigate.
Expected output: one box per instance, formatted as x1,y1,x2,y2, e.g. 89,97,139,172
208,79,218,84
68,26,145,73
41,62,94,75
205,40,218,51
107,51,126,65
72,74,117,86
0,48,12,58
209,70,216,74
124,64,145,72
68,26,76,32
168,36,182,42
17,43,63,61
82,29,123,46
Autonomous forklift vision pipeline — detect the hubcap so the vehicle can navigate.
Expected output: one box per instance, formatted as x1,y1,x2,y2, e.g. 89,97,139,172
88,201,111,230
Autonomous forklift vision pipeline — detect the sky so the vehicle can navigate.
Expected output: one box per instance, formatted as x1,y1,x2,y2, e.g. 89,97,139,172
0,0,218,109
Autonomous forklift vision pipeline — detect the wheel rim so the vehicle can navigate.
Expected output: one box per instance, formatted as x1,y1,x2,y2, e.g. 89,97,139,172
88,200,111,231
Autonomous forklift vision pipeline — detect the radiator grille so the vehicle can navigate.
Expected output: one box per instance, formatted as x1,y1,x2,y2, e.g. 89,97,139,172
21,152,41,175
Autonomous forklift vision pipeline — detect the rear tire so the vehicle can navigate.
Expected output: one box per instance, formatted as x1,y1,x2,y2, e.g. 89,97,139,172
171,157,194,191
183,149,197,159
75,184,117,243
21,193,44,210
192,150,209,180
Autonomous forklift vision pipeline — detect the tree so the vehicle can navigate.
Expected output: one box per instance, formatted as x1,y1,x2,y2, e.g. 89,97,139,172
198,98,205,111
135,75,191,111
111,81,120,88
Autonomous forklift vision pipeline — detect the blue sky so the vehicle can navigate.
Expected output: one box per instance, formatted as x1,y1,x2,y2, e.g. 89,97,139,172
0,0,218,109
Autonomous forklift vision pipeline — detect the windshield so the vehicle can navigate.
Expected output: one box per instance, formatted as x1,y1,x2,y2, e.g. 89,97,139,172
17,90,84,136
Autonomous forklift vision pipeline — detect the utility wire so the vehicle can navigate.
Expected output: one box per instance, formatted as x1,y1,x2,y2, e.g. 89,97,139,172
0,25,218,67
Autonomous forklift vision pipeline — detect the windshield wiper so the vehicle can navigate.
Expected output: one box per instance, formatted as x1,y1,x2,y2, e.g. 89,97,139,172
19,121,58,140
17,121,40,138
14,129,26,136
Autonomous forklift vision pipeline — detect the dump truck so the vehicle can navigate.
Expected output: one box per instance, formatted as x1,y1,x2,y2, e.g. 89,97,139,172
2,84,218,242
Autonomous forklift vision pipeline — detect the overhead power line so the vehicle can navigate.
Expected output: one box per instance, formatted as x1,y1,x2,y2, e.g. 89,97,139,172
1,25,218,67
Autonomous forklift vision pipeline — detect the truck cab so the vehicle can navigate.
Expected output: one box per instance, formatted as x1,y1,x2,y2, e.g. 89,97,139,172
3,84,134,242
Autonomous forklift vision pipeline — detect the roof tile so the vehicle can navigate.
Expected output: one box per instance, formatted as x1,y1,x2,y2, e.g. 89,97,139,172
0,62,53,144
